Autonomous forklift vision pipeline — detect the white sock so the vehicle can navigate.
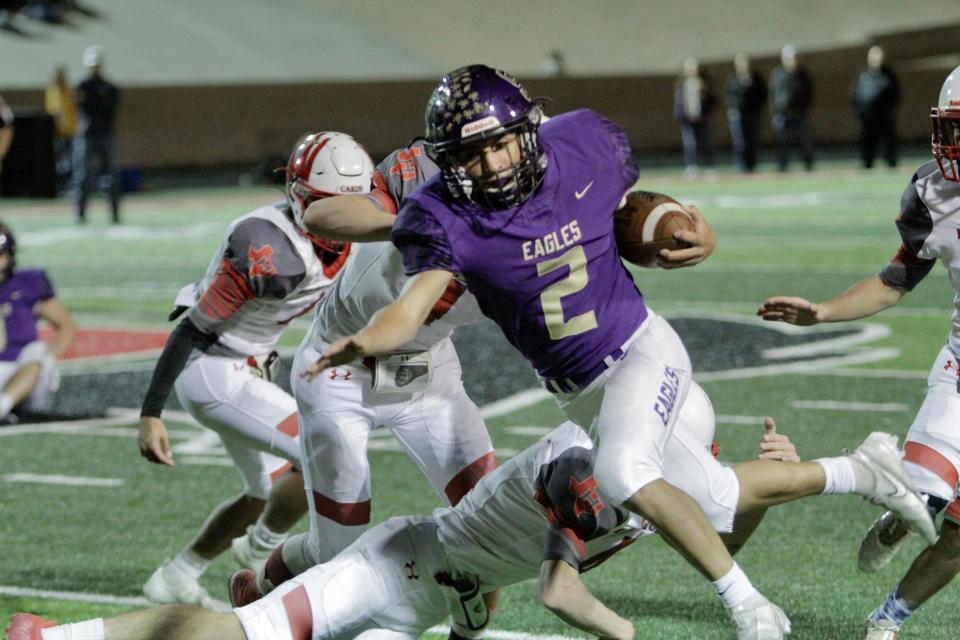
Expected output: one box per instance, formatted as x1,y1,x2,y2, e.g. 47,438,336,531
713,562,758,609
168,546,210,580
815,456,858,495
250,518,287,550
0,392,14,419
42,619,105,640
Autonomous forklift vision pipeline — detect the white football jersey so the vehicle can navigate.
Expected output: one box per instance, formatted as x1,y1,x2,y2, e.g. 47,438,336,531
179,204,337,357
885,161,960,355
308,240,483,351
433,421,654,590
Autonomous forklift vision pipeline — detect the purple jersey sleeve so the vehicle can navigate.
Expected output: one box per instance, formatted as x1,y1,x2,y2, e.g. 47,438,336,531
879,162,937,291
365,141,440,214
20,269,55,303
596,114,640,192
392,194,458,274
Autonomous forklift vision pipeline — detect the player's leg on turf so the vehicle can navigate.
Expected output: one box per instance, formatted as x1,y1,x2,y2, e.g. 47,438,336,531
293,342,380,564
12,606,243,640
144,356,303,606
563,314,784,636
388,339,495,506
236,517,449,640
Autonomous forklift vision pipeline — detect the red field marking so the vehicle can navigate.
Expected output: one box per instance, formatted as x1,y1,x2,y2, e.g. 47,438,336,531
38,327,169,360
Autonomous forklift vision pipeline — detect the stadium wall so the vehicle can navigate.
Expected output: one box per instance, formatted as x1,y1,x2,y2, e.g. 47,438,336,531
1,58,950,169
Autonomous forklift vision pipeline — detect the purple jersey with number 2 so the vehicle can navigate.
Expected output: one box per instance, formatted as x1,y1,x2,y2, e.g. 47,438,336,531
393,109,646,381
0,268,55,361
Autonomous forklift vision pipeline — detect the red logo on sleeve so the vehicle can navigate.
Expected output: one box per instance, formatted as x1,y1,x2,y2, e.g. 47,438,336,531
387,147,422,181
248,244,277,278
570,474,604,519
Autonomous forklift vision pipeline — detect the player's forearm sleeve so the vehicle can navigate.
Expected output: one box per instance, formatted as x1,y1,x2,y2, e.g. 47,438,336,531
140,318,217,418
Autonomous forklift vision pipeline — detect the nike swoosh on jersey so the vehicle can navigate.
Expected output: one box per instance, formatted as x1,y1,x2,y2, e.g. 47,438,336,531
574,181,594,200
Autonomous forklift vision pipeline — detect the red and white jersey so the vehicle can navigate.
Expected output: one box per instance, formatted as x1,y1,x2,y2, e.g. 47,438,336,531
308,141,484,351
433,421,654,591
178,202,344,358
880,160,960,355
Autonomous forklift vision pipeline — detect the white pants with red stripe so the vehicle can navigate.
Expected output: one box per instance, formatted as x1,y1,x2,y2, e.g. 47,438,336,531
235,516,451,640
555,311,693,505
902,345,960,523
292,337,494,565
174,353,300,500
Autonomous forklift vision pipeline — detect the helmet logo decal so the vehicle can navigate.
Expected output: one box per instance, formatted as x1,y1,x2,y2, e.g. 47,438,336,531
495,69,532,101
461,116,502,137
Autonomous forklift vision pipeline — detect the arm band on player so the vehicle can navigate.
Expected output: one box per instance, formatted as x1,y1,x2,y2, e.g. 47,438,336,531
140,317,217,418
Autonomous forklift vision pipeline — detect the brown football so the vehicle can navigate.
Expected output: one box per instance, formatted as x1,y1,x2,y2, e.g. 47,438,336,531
614,191,694,268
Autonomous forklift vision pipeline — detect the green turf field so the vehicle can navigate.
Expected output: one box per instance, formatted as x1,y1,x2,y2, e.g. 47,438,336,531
1,160,958,639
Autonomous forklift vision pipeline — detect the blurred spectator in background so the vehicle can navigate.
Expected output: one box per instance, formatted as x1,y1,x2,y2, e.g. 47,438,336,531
541,49,567,77
0,222,75,424
45,65,77,192
851,45,900,169
72,45,121,224
725,53,766,173
673,56,716,178
0,93,13,173
770,44,814,171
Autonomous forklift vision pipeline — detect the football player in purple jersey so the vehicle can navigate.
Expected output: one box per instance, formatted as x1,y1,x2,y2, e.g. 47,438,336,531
305,64,797,637
0,222,75,423
759,65,960,640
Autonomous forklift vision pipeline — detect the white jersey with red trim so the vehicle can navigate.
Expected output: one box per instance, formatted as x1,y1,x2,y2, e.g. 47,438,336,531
433,421,654,591
880,161,960,355
178,203,340,357
308,240,483,351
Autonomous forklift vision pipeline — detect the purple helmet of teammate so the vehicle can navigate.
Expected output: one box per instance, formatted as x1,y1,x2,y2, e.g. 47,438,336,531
424,64,546,209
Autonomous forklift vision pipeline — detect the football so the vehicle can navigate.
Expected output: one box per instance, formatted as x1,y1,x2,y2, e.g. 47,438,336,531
614,191,694,267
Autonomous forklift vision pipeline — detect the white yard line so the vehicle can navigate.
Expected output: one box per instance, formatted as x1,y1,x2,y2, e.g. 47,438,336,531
480,388,552,419
3,473,124,487
790,400,909,412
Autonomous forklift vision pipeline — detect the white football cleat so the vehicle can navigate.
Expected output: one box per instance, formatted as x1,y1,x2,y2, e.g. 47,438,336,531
849,432,938,546
863,617,899,639
143,563,232,612
858,511,915,573
729,592,791,640
231,527,274,574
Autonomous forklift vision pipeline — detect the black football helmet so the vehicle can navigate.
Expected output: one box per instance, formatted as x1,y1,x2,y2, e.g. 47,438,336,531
424,64,546,210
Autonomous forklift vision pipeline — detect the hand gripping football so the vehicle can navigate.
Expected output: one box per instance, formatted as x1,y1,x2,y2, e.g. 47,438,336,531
614,191,694,268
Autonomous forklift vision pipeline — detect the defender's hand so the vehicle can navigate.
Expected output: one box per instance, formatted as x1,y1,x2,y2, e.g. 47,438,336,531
139,416,175,466
758,417,800,462
757,296,824,325
300,336,366,381
658,205,716,269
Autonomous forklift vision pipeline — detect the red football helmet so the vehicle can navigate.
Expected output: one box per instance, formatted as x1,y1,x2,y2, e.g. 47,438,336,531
932,66,960,182
285,132,374,253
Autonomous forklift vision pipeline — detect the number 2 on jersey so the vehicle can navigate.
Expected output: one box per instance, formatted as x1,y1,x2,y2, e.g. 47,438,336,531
537,246,598,340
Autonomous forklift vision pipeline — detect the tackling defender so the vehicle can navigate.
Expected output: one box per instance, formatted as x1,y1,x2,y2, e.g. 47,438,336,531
759,65,960,639
251,139,497,595
10,381,934,640
136,132,373,608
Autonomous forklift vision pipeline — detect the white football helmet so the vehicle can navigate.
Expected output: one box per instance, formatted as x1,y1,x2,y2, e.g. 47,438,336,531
285,131,374,253
932,66,960,182
676,381,718,457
